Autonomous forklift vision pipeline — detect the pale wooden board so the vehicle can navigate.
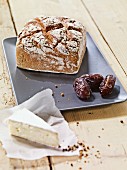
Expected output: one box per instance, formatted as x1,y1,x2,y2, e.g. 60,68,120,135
0,0,15,169
0,0,16,168
1,0,127,169
0,0,16,110
0,142,49,170
50,102,127,170
0,0,49,169
82,0,127,76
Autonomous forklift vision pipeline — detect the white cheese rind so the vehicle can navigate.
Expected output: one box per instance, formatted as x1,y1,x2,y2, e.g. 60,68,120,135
8,108,59,147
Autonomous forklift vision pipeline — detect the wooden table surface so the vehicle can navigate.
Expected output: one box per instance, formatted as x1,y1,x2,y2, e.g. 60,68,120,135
0,0,127,169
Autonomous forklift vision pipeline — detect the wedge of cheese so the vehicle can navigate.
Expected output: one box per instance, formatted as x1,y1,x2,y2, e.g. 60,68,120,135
8,108,59,147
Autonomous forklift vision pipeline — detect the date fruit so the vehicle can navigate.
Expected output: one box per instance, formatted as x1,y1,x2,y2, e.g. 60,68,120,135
99,75,116,97
73,77,91,100
81,74,104,91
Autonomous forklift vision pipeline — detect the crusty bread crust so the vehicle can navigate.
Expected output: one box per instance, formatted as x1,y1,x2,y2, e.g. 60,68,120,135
16,16,86,74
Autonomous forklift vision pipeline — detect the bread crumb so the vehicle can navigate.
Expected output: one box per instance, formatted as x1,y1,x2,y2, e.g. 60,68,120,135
87,146,90,150
61,92,64,97
55,85,58,88
88,112,93,114
79,150,84,159
84,153,88,157
76,122,79,126
120,120,124,124
70,163,73,167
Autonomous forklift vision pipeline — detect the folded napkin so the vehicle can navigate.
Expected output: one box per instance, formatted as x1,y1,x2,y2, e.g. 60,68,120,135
0,89,80,160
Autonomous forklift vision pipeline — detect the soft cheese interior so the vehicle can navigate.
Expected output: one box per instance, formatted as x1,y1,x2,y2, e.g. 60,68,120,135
8,108,59,147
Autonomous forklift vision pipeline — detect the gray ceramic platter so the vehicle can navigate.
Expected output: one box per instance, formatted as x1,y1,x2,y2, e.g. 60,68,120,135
2,33,127,111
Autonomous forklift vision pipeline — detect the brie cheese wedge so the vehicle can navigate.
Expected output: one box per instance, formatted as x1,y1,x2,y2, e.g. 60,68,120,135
8,108,59,147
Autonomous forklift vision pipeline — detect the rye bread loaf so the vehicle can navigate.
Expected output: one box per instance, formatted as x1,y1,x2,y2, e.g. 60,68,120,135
16,16,86,74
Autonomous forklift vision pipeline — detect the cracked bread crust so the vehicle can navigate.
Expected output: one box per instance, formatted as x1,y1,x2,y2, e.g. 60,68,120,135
16,16,86,74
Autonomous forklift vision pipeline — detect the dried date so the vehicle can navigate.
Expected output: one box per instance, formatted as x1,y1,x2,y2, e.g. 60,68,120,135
81,74,104,91
99,75,116,97
73,77,91,100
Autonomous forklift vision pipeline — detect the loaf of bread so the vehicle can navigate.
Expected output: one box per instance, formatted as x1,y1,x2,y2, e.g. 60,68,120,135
16,16,86,74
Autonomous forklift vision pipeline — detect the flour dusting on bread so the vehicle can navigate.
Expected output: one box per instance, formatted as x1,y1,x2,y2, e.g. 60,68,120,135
16,16,86,74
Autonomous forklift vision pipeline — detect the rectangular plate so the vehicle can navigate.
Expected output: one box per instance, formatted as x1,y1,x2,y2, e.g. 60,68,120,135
2,33,127,111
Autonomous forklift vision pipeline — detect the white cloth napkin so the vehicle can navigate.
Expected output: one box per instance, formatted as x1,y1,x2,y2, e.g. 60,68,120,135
0,89,80,160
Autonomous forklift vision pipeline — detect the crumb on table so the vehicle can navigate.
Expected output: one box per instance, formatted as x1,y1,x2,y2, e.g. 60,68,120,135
61,92,64,97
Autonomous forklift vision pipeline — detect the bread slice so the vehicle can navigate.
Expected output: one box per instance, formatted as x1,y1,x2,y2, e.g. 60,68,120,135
16,16,86,74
